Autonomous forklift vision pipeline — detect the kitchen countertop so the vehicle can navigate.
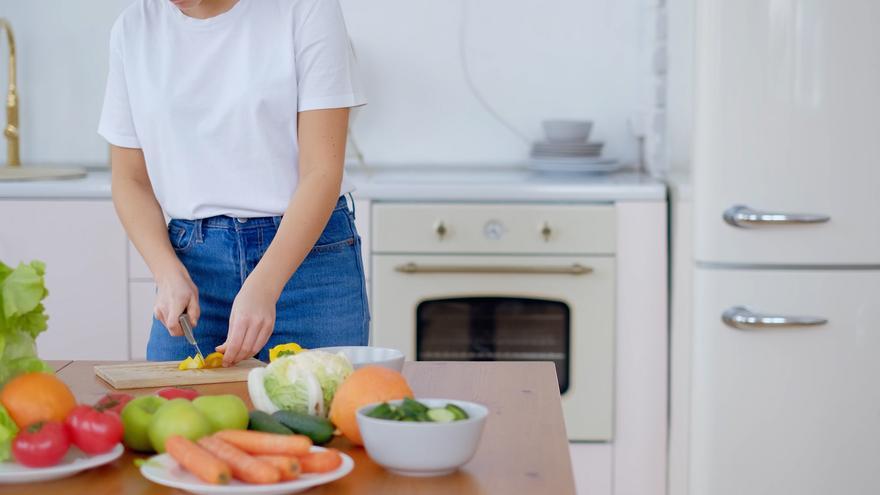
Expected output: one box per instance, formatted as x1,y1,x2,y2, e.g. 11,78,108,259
2,360,575,495
0,164,666,202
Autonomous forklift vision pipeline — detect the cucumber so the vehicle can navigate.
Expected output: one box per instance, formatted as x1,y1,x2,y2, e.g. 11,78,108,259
427,408,456,423
248,410,294,435
272,410,335,445
400,397,430,421
366,402,399,420
445,404,469,420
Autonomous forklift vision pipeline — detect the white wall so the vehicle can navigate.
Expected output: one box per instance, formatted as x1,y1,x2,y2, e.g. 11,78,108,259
666,0,695,173
0,0,648,167
0,0,130,166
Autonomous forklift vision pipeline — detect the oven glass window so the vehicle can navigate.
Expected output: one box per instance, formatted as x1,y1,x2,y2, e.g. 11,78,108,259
416,297,570,394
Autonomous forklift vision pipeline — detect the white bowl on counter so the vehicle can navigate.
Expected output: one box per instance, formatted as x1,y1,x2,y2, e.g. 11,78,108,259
356,399,488,477
313,346,405,372
542,119,593,143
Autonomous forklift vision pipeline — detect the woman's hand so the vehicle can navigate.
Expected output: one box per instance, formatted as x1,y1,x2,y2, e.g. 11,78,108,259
217,280,277,367
154,267,200,336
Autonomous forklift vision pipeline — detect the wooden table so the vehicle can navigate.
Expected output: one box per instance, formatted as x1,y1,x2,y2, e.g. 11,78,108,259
0,361,575,495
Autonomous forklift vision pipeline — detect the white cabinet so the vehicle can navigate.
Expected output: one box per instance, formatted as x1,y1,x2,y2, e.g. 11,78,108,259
693,0,880,265
129,281,155,360
0,200,129,359
691,267,880,495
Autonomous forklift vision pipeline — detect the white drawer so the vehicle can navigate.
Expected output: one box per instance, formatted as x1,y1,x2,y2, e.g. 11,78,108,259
372,203,616,255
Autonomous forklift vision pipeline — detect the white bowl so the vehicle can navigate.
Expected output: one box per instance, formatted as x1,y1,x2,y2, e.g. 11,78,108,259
313,346,405,372
357,399,488,477
542,119,593,143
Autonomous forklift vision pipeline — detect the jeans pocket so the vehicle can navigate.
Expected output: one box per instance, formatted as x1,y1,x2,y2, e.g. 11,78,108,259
168,222,194,252
311,207,356,253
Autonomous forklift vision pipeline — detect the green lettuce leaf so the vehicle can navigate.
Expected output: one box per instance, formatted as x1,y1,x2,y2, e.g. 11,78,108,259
0,404,18,462
1,261,48,319
0,260,50,386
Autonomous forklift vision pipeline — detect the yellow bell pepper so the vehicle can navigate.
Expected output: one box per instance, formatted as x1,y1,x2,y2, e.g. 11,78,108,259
269,343,304,362
178,354,205,370
204,352,224,369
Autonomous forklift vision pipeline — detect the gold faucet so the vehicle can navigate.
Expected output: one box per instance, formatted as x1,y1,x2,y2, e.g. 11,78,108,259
0,18,19,167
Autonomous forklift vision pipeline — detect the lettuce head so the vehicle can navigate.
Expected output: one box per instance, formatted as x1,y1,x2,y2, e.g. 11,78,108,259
0,260,51,386
248,350,353,418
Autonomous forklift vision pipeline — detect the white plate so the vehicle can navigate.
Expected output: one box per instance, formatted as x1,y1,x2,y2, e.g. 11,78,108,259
0,443,124,484
528,158,622,174
140,446,354,495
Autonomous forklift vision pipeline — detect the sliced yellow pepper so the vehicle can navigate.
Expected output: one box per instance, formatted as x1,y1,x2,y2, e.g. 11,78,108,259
204,352,224,369
178,354,205,370
269,343,304,362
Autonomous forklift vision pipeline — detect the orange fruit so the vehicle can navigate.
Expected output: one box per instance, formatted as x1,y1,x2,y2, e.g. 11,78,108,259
0,372,77,428
329,366,413,445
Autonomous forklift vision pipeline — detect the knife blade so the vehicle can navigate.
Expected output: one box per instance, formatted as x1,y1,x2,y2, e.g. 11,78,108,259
179,313,205,362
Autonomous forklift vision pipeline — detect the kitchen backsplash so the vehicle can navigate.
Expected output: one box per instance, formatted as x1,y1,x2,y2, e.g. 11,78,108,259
0,0,658,169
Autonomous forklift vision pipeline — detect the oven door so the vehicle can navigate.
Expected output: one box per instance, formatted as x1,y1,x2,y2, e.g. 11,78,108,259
371,254,615,441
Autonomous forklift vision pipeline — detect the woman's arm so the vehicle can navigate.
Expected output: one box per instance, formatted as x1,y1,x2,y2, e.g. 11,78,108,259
216,108,350,366
110,145,199,336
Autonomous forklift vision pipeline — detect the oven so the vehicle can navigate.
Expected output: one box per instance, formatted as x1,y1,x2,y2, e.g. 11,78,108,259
370,202,616,441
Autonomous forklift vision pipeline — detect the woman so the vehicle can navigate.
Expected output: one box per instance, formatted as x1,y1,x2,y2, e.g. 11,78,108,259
98,0,369,366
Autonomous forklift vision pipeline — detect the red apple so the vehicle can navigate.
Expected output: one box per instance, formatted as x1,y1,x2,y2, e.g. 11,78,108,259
94,392,134,415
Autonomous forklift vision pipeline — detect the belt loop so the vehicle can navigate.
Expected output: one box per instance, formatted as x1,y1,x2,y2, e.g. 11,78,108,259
194,219,204,243
346,193,356,218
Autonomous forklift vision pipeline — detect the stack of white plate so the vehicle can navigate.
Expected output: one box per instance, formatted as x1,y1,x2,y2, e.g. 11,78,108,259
528,120,621,174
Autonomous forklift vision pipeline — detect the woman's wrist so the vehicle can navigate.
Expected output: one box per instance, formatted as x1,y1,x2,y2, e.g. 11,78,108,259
153,258,190,285
243,266,285,301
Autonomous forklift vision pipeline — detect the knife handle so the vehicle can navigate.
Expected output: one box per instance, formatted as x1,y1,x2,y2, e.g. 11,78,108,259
179,314,196,345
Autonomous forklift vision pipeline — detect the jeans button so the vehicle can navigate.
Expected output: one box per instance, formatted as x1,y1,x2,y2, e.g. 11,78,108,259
237,218,248,223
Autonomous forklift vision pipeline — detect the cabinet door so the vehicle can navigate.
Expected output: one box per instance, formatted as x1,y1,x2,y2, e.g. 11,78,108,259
694,0,880,264
129,281,156,360
691,268,880,495
0,201,128,359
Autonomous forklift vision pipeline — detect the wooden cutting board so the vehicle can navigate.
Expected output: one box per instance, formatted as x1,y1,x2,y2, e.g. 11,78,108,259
94,359,265,389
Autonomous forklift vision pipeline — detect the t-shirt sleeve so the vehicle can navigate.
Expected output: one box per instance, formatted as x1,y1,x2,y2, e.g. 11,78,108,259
97,21,140,149
294,0,367,112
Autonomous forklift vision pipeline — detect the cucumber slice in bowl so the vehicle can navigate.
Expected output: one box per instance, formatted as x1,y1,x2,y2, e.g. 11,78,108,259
445,403,469,420
427,408,457,423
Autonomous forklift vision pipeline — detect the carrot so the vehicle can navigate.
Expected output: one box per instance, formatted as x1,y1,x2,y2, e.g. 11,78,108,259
198,435,281,484
299,449,343,474
165,435,231,485
213,429,312,457
257,455,301,481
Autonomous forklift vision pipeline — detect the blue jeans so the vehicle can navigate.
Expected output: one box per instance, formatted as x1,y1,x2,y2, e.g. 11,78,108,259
146,196,370,362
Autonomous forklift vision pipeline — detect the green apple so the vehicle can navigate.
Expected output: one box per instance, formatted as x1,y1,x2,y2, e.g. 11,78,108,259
192,394,249,432
120,395,167,452
148,398,212,453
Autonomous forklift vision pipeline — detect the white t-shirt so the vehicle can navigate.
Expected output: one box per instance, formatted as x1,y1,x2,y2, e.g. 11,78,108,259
98,0,366,220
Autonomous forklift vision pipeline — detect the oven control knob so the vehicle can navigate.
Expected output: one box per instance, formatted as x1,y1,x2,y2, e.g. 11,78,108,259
483,220,505,240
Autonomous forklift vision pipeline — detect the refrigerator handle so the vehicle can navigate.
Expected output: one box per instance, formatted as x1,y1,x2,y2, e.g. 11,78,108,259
723,205,831,228
722,306,828,330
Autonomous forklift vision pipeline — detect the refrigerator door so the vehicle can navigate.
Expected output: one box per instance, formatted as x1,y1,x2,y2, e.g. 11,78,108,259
690,267,880,495
694,0,880,264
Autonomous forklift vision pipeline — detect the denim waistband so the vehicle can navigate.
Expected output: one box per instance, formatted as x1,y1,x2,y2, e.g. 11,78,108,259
171,196,350,230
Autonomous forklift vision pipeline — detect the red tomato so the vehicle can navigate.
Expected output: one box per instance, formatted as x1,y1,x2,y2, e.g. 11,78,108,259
12,421,70,467
64,404,124,455
94,393,134,415
156,387,200,401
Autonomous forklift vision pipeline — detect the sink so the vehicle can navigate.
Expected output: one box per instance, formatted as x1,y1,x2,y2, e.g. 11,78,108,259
0,165,87,181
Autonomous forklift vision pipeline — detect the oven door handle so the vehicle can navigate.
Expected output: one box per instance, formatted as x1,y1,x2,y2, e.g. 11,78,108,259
393,262,593,275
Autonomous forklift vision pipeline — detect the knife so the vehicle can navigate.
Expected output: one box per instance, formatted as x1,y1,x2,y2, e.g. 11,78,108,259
179,313,205,362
